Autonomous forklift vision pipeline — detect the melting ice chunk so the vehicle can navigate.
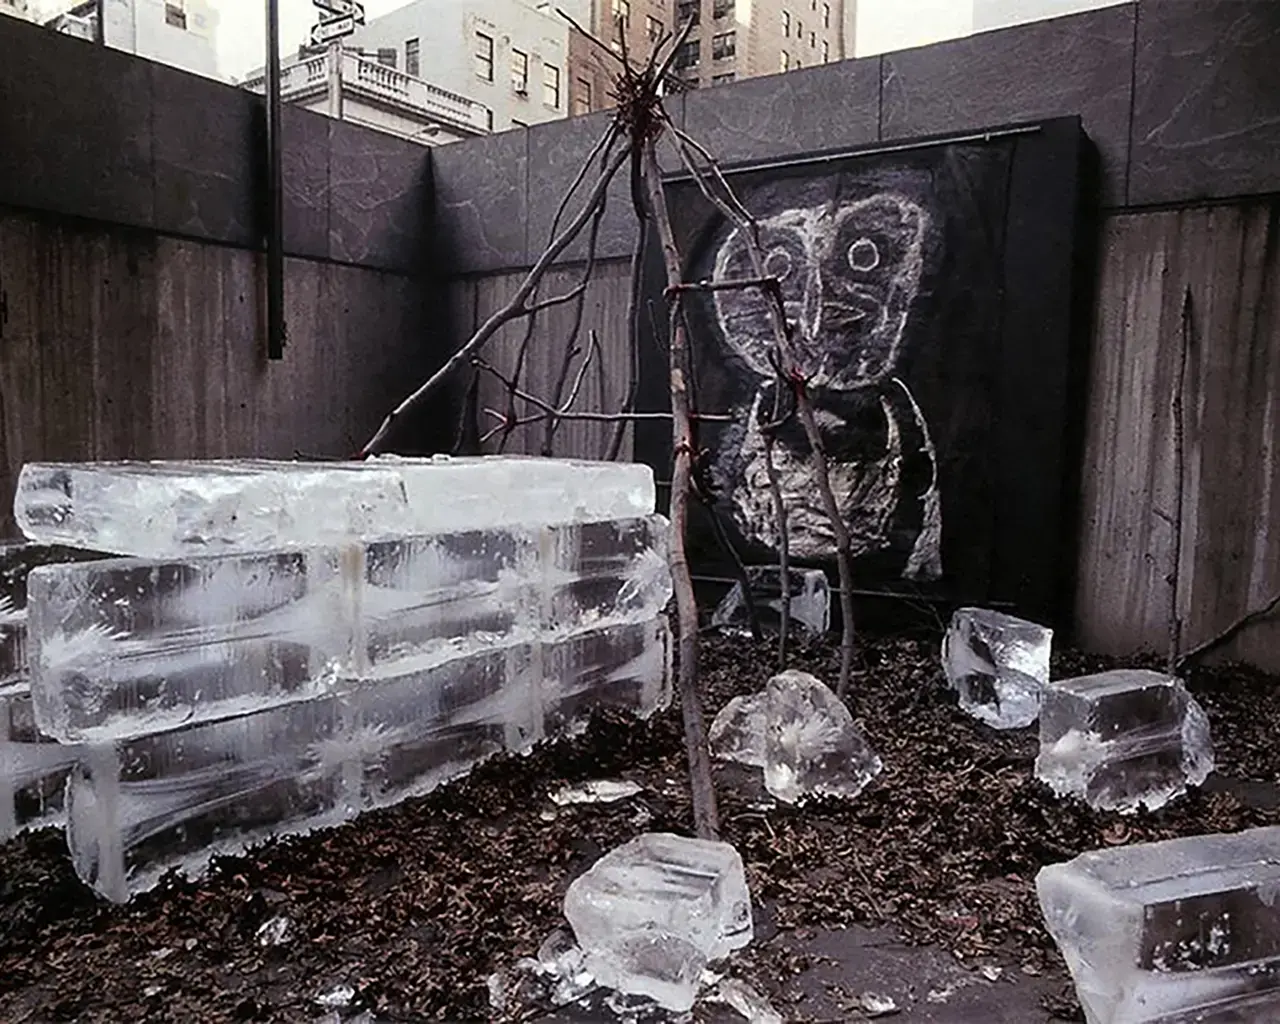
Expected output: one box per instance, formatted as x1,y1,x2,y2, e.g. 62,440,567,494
711,567,830,636
14,457,657,557
563,832,753,1012
942,607,1053,729
65,618,669,902
1035,669,1213,814
28,517,670,743
1037,827,1280,1024
708,693,768,768
763,670,882,804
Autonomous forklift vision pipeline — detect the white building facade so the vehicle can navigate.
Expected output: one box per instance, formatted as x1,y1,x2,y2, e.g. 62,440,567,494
342,0,571,132
0,0,31,21
44,0,219,78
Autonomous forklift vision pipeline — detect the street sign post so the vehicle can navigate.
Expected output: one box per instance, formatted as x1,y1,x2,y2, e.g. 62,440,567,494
312,0,364,21
310,15,357,46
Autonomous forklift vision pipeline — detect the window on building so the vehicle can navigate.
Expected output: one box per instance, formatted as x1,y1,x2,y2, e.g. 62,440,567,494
712,72,735,84
377,47,397,68
796,18,802,38
512,48,528,92
574,76,593,115
712,31,735,60
810,31,815,47
612,0,630,24
779,49,788,71
485,107,494,131
782,10,789,36
676,0,699,27
647,14,662,42
713,0,732,18
405,38,420,77
822,40,829,62
475,32,494,80
674,39,700,69
823,3,831,28
543,62,561,107
164,1,186,29
794,57,802,69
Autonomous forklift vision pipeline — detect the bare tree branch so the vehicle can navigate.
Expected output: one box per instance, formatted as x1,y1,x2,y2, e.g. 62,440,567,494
1167,287,1192,673
1178,591,1280,671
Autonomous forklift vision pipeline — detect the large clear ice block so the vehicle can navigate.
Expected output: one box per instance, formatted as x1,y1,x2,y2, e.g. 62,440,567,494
1035,669,1213,814
1037,827,1280,1024
563,832,753,1012
2,688,82,839
67,618,670,902
942,607,1053,729
15,456,656,556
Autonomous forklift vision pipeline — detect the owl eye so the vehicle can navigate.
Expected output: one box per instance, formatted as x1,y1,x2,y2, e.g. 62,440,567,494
847,237,880,272
763,247,793,282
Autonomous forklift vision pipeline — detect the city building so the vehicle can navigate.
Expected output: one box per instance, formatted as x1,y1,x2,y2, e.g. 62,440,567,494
671,0,850,90
555,0,672,114
0,0,30,22
44,0,219,78
340,0,572,132
241,46,491,146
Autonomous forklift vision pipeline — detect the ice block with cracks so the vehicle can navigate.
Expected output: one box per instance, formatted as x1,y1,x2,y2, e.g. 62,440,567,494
66,617,670,901
1035,669,1213,813
14,456,656,556
942,607,1053,729
29,516,671,743
1037,827,1280,1024
711,566,830,636
564,832,753,1011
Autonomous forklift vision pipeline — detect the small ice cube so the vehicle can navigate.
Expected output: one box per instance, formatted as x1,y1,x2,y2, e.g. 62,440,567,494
942,607,1052,729
711,567,830,636
1037,827,1280,1023
1035,669,1213,813
708,694,768,768
563,833,753,1012
763,671,882,804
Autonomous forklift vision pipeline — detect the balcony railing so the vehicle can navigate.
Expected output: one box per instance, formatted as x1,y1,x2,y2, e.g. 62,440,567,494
243,51,488,135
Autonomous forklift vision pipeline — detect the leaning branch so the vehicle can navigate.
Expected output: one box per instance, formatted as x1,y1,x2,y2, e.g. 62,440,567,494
1177,592,1280,671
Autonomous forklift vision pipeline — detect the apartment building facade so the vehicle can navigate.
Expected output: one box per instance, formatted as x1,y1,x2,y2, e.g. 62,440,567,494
44,0,219,78
344,0,571,132
0,0,30,21
558,0,673,114
672,0,849,89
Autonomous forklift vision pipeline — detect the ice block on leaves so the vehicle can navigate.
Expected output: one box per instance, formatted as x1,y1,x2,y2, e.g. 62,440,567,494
1037,827,1280,1023
15,456,656,556
943,607,1053,729
67,618,670,902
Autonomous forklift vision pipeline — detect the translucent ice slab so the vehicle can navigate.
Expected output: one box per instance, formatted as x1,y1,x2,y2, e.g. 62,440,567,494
1037,827,1280,1024
1,688,82,839
1035,669,1213,813
711,567,831,636
564,832,753,1011
14,457,656,556
29,517,670,743
942,607,1053,729
67,617,670,902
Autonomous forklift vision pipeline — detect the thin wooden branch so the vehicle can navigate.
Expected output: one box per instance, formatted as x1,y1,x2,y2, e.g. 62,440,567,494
667,276,780,296
1177,592,1280,671
644,139,719,842
761,384,791,668
1168,287,1191,673
669,127,858,696
359,142,630,456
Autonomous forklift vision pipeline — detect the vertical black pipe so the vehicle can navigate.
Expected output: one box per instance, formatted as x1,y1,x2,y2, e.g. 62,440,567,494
95,0,104,45
265,0,286,360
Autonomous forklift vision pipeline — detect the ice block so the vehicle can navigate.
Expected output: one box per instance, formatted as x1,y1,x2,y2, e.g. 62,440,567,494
943,607,1053,729
66,617,670,901
564,832,753,1011
2,688,82,839
14,456,656,556
1037,827,1280,1023
29,517,670,743
1036,669,1213,813
711,566,830,636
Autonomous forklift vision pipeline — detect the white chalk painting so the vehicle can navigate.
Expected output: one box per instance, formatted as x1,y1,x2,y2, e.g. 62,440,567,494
705,193,942,580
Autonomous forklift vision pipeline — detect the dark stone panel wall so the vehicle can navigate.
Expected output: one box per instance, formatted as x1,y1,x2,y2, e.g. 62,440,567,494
0,16,428,274
880,5,1136,206
1129,0,1280,206
430,128,529,275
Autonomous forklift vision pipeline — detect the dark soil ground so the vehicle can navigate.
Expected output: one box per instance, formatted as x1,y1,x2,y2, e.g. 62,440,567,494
3,627,1280,1023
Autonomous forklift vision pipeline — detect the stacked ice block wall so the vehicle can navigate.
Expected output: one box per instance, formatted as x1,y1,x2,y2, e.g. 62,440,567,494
11,457,673,901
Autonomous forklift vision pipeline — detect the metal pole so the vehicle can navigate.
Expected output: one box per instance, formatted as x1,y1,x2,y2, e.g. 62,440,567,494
95,0,104,45
328,40,344,120
265,0,286,360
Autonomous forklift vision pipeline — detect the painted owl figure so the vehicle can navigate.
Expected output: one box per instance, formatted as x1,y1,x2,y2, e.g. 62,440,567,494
709,193,943,580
